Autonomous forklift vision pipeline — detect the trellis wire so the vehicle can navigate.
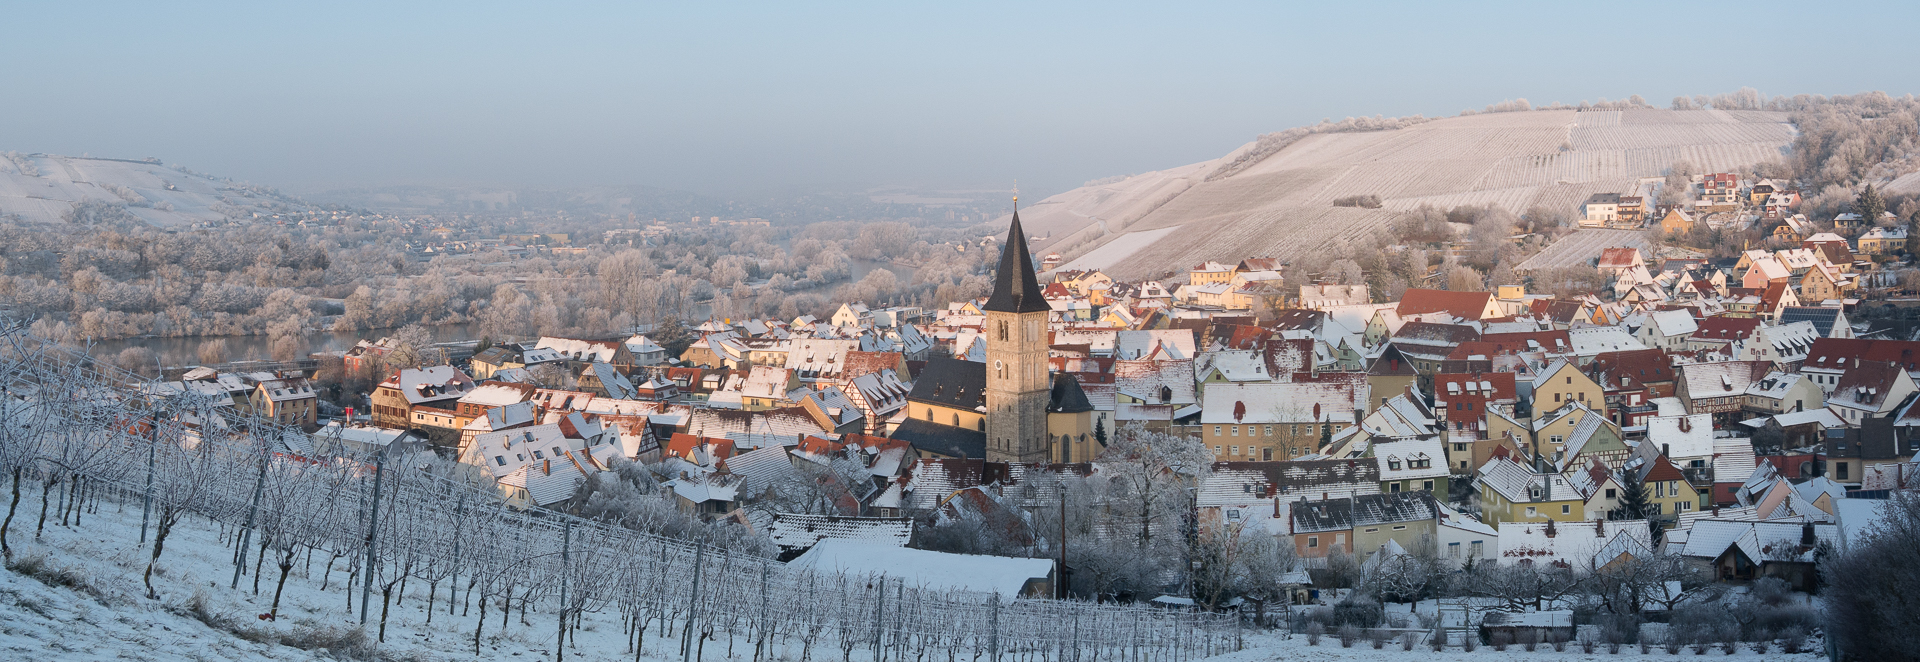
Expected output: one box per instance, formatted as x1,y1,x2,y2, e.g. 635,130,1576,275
0,328,1238,659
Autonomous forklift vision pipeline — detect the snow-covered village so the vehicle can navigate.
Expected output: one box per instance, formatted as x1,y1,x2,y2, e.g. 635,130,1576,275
7,4,1920,662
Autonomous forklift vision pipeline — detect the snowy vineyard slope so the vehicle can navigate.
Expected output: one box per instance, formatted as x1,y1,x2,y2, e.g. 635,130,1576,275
0,153,312,226
0,332,1239,661
1019,109,1794,278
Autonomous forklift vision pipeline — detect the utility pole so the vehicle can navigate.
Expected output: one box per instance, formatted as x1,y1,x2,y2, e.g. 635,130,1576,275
359,446,387,625
139,409,163,546
682,542,704,662
1058,484,1067,600
231,430,270,589
557,520,571,662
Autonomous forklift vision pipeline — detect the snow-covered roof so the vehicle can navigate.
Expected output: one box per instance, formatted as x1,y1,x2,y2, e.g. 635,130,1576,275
1497,519,1651,568
1373,438,1448,482
767,515,913,552
788,539,1053,600
1644,414,1713,459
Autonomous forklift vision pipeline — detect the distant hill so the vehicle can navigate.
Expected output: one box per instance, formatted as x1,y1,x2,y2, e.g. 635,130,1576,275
0,152,314,226
1015,108,1795,279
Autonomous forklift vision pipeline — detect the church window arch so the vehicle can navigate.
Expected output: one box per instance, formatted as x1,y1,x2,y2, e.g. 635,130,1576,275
952,413,960,426
998,320,1008,341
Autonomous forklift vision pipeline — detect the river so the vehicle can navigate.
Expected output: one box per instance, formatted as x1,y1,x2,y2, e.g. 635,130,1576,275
84,323,484,368
84,257,920,368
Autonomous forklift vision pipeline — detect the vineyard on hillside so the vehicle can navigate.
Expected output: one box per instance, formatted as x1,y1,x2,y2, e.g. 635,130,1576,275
1015,109,1796,278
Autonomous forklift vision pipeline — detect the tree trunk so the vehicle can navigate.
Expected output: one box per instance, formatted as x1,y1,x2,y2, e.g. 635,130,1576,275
379,584,394,642
144,516,174,599
251,536,269,594
2,466,23,563
35,475,56,540
320,553,337,591
272,558,294,618
425,578,437,624
475,591,488,655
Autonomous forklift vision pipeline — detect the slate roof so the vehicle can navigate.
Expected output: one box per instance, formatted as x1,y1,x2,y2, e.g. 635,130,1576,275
891,417,986,459
1202,459,1381,506
767,514,914,554
984,212,1049,313
1291,491,1436,533
1047,374,1094,413
907,357,988,410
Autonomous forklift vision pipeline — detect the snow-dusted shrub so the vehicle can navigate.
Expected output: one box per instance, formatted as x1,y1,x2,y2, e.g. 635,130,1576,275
1491,631,1509,651
1461,631,1477,651
1748,632,1770,654
1400,632,1415,650
1369,629,1387,648
1305,621,1322,645
1337,625,1359,647
1780,627,1805,654
278,625,375,659
7,552,111,604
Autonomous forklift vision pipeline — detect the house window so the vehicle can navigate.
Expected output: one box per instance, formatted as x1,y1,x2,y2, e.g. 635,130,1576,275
1605,488,1616,499
1390,482,1402,493
1231,426,1239,436
1264,425,1273,436
1448,542,1461,558
1838,463,1849,479
1363,528,1379,533
1262,448,1273,461
494,456,506,466
1526,507,1537,517
1423,480,1434,492
1307,536,1318,548
1561,505,1571,514
1214,426,1222,436
532,450,545,459
1470,541,1484,557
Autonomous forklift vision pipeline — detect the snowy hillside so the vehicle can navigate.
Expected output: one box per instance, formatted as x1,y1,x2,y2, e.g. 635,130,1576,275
0,152,311,227
1024,109,1795,278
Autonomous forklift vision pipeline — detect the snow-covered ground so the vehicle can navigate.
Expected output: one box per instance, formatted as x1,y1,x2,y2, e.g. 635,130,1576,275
0,488,1825,661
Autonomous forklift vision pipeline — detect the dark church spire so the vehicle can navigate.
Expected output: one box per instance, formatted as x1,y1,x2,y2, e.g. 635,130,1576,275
983,211,1049,313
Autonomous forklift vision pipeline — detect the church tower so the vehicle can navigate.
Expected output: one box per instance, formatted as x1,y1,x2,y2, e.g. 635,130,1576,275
984,210,1052,463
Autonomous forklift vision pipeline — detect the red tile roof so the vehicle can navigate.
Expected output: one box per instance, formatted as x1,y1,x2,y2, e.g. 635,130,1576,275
1396,289,1495,320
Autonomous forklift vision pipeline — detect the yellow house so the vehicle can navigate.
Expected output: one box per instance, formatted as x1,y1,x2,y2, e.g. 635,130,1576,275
1475,454,1585,526
1530,360,1607,418
1486,400,1596,447
1637,454,1702,526
1659,209,1695,235
1858,226,1908,255
1189,261,1236,286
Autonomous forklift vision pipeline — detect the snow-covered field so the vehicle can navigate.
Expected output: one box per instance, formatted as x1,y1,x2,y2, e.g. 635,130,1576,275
1014,109,1795,277
0,153,307,226
0,493,1824,661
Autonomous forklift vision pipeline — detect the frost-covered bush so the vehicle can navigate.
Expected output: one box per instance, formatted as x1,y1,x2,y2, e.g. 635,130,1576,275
1304,622,1322,646
1337,625,1359,648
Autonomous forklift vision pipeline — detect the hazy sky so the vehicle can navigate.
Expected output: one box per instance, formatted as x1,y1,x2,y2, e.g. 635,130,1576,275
5,2,1918,199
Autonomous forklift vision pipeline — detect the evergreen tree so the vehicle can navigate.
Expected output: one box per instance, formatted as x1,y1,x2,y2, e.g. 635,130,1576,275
1613,467,1650,522
1093,416,1107,446
651,316,694,358
1857,184,1886,225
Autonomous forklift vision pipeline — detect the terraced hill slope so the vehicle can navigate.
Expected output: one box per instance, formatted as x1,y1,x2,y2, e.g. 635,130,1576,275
0,153,310,226
1022,109,1794,279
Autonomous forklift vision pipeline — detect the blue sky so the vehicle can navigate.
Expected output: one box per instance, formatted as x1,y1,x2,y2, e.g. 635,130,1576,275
4,1,1917,198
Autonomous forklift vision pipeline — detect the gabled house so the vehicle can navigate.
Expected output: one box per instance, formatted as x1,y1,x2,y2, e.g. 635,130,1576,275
1826,360,1917,426
1475,454,1583,526
1584,348,1674,428
1531,360,1607,417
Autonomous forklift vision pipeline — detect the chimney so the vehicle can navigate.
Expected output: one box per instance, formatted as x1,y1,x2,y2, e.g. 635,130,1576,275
1596,520,1605,537
1800,521,1816,546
